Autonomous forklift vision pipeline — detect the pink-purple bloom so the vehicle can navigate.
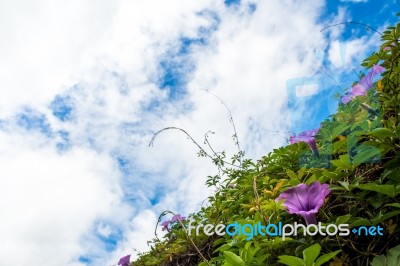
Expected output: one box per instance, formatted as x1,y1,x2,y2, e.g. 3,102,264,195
171,214,186,222
160,214,186,231
275,181,330,224
341,65,385,104
160,220,170,231
118,254,130,266
289,128,320,157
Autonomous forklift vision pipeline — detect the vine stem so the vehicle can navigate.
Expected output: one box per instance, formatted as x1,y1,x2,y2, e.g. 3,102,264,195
149,126,243,169
200,89,244,166
252,172,269,225
320,21,382,36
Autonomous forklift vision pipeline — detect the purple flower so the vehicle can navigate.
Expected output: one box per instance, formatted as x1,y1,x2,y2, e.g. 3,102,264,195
118,254,130,266
171,214,186,222
289,128,320,157
275,181,330,224
160,220,170,231
341,65,385,104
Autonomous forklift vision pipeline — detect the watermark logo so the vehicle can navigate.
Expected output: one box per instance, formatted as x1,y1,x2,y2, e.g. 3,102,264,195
188,220,383,241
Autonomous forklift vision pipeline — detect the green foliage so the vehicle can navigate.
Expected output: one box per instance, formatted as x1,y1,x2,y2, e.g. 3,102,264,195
371,244,400,266
131,21,400,266
278,244,341,266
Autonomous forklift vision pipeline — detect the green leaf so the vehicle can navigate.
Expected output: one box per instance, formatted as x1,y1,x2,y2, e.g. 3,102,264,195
331,124,351,139
372,210,400,225
371,244,400,266
213,238,227,247
277,255,304,266
223,251,245,266
336,214,351,225
351,145,381,166
314,250,341,266
338,181,350,191
331,154,352,168
369,128,395,138
214,244,232,253
385,203,400,209
386,244,400,266
303,244,321,266
371,255,387,266
350,218,372,227
384,157,400,170
356,183,397,197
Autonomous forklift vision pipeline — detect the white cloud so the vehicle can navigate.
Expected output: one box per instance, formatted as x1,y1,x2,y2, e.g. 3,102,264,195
0,0,382,265
0,131,126,266
0,0,117,117
328,36,380,70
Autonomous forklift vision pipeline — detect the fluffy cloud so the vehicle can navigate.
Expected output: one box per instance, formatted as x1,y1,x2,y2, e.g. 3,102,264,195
0,130,126,265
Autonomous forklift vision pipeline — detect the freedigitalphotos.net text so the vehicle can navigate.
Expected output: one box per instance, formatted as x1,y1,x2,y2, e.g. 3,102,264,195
187,220,383,240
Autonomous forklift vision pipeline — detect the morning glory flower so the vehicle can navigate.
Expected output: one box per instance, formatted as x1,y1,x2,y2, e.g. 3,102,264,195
160,220,170,231
275,181,330,224
118,254,131,266
341,65,385,104
289,128,320,157
171,214,186,222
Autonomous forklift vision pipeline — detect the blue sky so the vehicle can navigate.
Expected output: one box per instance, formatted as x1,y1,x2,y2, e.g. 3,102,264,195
0,0,398,265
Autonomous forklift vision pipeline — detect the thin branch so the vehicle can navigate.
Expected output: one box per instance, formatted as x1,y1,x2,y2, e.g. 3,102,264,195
204,131,219,158
320,21,382,36
149,126,243,169
200,89,244,165
252,172,269,225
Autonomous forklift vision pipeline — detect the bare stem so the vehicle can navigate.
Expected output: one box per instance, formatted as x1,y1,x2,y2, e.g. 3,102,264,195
200,89,244,166
149,126,243,169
